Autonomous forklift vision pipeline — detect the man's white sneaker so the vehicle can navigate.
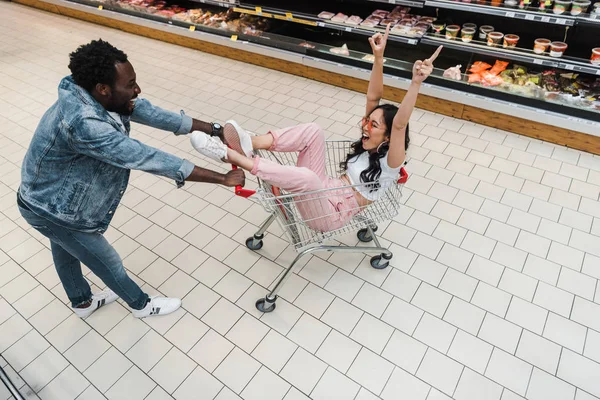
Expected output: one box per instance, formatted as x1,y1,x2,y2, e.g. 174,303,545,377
73,289,119,319
132,296,181,318
190,132,227,162
224,120,254,158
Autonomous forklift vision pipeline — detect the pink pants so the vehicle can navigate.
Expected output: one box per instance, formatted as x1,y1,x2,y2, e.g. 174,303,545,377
251,123,360,232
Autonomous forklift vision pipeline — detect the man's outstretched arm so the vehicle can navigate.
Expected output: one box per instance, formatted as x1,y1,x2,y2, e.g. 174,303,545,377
130,98,218,136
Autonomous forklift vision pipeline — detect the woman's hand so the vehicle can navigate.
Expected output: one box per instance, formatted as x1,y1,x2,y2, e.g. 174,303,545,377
368,23,390,59
412,45,443,84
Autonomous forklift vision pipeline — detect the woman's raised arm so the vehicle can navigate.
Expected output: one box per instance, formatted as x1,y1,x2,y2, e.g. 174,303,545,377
365,24,390,116
387,46,443,169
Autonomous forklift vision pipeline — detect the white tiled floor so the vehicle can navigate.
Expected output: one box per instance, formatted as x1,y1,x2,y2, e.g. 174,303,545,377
1,2,600,400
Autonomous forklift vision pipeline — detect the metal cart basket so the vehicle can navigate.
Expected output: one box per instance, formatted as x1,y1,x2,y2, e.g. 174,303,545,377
243,140,409,313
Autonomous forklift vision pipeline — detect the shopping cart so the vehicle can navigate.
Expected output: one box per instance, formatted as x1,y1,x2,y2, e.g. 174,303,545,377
241,140,409,313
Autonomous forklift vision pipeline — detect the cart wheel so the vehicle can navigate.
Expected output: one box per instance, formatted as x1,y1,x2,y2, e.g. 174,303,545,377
370,255,389,269
357,228,373,242
255,297,277,313
246,237,263,251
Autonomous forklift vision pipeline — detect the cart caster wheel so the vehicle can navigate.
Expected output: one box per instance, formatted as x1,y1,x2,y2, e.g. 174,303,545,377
370,255,390,269
255,296,277,313
357,228,373,242
246,237,263,251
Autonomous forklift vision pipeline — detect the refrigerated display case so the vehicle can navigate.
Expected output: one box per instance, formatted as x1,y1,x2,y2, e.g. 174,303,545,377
12,0,600,151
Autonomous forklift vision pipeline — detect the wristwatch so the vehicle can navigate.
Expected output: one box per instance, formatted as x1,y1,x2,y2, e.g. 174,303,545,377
210,122,223,137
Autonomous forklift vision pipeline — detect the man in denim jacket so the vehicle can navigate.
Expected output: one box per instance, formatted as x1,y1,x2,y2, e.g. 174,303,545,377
17,40,244,319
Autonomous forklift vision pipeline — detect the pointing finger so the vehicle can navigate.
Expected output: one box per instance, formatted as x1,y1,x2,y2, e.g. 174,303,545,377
384,23,391,40
426,45,443,63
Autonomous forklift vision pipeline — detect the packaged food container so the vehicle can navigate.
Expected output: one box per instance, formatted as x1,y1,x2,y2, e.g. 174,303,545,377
445,24,460,39
503,34,520,48
539,0,553,9
591,48,600,65
549,41,568,57
461,27,476,42
463,22,477,30
479,25,494,40
487,31,504,46
432,22,446,33
594,2,600,12
553,0,572,13
505,0,518,5
571,0,591,13
533,38,551,53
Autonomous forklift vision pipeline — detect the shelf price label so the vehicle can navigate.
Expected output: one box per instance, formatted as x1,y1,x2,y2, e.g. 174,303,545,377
556,18,566,24
98,5,103,9
285,12,293,20
255,6,262,15
541,16,550,22
231,35,238,41
389,0,396,3
189,25,195,31
317,22,325,27
533,59,543,64
525,14,535,20
345,27,352,32
506,11,515,17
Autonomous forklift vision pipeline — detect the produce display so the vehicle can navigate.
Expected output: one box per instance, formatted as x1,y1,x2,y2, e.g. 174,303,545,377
74,0,600,118
319,6,435,37
451,61,600,111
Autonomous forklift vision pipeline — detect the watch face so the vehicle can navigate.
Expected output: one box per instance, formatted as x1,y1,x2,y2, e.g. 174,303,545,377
213,123,222,130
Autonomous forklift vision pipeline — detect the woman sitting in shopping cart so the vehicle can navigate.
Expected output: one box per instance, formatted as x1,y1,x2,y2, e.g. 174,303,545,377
191,25,442,233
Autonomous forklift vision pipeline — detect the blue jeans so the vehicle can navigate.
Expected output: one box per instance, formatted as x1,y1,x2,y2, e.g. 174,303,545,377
18,196,148,310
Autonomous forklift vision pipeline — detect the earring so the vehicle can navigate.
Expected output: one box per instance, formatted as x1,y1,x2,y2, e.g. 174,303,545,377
376,141,389,154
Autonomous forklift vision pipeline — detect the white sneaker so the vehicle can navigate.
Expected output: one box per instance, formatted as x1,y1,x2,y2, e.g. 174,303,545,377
73,289,119,319
224,120,254,158
190,132,227,162
131,296,181,318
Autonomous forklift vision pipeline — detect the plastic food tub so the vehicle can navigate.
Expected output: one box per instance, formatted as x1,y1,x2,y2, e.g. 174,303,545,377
533,38,551,54
571,0,591,13
549,41,568,57
553,0,572,14
479,25,494,40
503,34,520,48
461,27,476,42
591,48,600,65
445,25,460,39
487,31,504,46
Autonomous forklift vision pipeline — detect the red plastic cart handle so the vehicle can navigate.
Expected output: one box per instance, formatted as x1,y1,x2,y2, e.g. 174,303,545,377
232,165,256,198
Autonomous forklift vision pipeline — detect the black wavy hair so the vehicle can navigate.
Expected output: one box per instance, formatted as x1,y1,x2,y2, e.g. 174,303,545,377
68,39,128,92
340,103,410,191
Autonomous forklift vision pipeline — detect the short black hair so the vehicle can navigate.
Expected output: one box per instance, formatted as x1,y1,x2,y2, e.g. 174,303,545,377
68,39,128,92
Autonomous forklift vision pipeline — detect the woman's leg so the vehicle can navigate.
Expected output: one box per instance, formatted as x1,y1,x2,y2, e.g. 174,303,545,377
226,149,322,193
253,122,327,181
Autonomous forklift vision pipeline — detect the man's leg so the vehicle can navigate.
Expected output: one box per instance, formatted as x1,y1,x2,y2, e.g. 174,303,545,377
48,240,93,307
18,204,179,317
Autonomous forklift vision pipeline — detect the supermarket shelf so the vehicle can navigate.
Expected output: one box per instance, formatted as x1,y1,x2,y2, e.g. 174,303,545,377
421,35,600,75
424,0,576,25
189,0,238,7
12,0,600,151
233,5,421,45
577,12,600,24
366,0,425,8
316,20,420,44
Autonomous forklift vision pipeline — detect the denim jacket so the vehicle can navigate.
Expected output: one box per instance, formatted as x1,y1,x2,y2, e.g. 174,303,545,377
19,76,194,233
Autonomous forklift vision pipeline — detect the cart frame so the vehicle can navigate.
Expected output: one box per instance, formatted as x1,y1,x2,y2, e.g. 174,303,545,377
244,140,408,313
